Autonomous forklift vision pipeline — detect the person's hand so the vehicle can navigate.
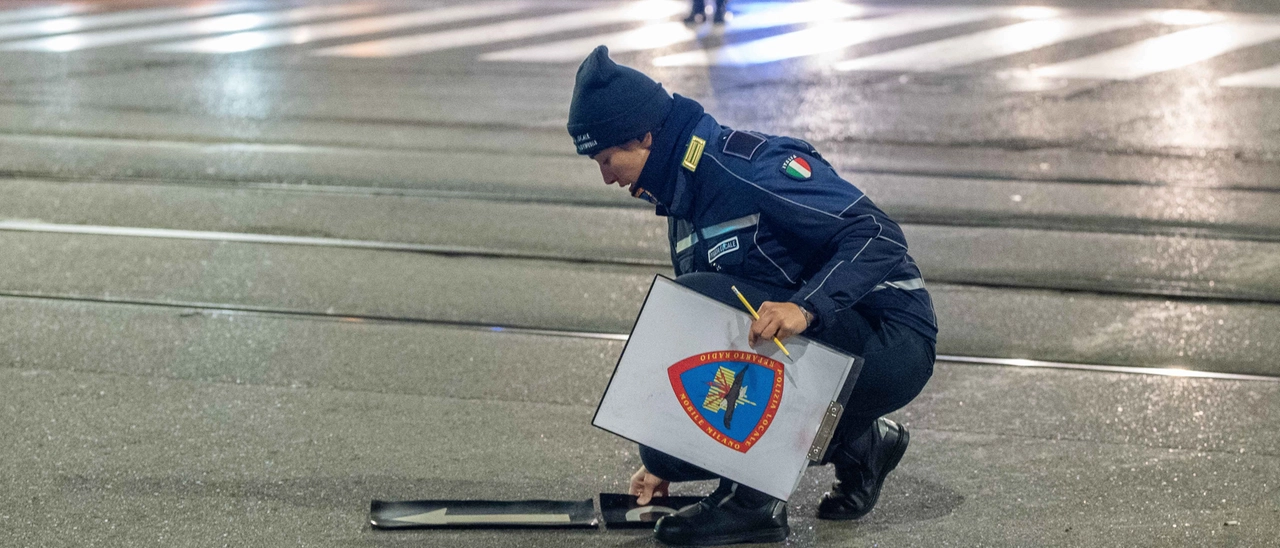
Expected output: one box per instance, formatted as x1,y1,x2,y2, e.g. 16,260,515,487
749,301,809,346
629,466,670,505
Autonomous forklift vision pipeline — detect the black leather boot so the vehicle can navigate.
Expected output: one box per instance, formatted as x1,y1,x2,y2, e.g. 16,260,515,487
817,417,909,520
654,481,789,545
684,0,706,24
712,0,728,24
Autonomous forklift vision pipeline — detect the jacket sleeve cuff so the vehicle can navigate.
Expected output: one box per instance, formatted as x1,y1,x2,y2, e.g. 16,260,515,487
789,293,835,334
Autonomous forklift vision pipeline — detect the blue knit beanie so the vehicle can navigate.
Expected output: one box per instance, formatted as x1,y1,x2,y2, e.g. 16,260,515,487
567,45,673,157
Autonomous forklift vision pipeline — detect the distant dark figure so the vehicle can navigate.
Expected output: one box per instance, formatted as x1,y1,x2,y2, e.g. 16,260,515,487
685,0,728,24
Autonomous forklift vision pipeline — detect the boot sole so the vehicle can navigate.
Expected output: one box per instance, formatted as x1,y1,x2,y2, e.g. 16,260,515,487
656,525,789,546
816,424,910,521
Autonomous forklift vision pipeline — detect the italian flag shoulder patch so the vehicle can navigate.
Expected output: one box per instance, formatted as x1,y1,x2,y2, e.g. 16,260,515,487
781,155,812,180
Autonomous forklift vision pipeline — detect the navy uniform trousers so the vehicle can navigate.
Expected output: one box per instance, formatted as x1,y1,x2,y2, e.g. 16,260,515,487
639,272,935,487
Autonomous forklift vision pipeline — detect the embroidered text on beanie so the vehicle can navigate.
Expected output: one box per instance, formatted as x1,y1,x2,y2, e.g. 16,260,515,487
567,45,673,157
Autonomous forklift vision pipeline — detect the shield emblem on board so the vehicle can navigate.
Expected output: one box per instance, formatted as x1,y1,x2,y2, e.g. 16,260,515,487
667,351,785,453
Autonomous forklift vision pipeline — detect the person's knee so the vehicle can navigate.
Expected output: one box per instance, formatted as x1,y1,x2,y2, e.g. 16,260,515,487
893,341,935,404
844,339,934,417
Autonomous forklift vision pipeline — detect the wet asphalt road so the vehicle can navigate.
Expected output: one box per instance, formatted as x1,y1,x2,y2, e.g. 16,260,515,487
1,0,1279,546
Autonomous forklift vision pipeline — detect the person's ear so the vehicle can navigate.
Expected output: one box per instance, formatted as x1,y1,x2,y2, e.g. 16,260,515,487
640,132,653,149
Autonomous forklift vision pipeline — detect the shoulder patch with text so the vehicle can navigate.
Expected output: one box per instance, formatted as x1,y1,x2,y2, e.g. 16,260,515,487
708,236,740,264
781,155,812,181
682,136,706,172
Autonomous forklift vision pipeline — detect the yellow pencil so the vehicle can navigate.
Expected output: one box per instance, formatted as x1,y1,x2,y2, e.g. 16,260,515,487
730,285,792,359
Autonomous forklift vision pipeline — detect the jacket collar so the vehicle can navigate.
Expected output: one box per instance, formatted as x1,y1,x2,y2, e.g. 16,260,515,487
633,94,705,217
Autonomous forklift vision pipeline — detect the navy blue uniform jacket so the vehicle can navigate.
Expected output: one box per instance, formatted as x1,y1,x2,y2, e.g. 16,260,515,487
656,113,937,341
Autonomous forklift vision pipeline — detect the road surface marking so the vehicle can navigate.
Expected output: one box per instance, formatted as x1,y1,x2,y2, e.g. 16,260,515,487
480,1,872,62
1030,20,1280,79
1217,62,1280,87
482,21,696,62
0,5,92,26
0,1,270,42
155,2,530,54
2,4,379,52
834,14,1150,72
312,0,685,58
652,8,1002,67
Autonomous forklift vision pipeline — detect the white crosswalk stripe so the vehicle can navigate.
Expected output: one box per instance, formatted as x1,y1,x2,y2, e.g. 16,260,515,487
312,0,686,58
652,8,1004,67
154,2,531,53
481,21,697,63
833,14,1150,72
479,1,874,63
1,4,379,52
1030,20,1280,80
0,5,91,26
700,0,874,31
1218,63,1280,88
0,1,264,41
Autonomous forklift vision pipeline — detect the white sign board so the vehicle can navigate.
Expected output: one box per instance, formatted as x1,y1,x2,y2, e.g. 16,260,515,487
594,276,861,501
